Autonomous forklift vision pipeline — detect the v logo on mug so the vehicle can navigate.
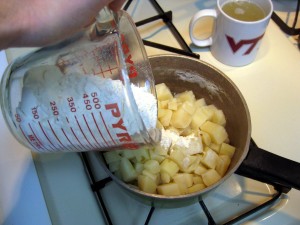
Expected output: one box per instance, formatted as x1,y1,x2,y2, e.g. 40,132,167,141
226,34,265,55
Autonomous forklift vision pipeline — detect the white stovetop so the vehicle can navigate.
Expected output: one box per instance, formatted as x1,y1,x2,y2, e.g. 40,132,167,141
1,0,300,224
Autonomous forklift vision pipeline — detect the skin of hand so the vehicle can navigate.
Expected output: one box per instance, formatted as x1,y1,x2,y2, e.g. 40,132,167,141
0,0,126,50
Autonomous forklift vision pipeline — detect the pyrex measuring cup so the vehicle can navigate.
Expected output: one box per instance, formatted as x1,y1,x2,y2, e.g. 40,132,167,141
0,9,160,153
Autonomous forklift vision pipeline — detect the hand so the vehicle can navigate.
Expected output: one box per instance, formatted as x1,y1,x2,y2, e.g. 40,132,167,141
0,0,126,49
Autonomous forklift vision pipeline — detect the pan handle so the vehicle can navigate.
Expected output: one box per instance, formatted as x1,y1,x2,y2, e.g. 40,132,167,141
235,139,300,192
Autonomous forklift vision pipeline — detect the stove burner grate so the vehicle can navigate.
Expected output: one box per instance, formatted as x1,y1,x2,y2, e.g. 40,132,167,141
80,139,286,225
124,0,200,59
272,0,300,36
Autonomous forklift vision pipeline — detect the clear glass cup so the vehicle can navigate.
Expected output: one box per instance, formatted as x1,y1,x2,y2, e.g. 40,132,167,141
0,10,159,153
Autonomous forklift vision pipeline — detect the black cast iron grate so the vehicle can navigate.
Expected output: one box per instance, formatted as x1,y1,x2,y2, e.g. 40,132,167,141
80,139,287,225
79,1,293,224
272,0,300,36
272,0,300,50
123,0,200,59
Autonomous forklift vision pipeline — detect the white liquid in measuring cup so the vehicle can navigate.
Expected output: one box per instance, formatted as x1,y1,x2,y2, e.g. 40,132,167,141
15,65,157,152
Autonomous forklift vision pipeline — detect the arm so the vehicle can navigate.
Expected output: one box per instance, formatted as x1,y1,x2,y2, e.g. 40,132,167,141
0,0,125,50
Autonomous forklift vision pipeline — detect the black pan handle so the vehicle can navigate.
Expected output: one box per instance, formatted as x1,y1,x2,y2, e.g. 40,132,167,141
235,139,300,192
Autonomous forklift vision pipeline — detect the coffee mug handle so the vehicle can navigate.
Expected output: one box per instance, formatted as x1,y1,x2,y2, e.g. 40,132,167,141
189,9,217,47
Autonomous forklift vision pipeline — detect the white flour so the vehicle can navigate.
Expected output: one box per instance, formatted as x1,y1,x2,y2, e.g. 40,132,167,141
16,65,157,153
157,129,203,156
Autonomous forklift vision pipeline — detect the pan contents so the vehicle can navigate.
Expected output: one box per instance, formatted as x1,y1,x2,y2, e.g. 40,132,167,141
103,83,236,196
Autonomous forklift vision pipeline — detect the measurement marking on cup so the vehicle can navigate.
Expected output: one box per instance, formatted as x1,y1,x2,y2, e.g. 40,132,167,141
47,120,69,151
69,126,89,151
66,117,89,151
91,47,101,76
83,114,103,148
39,121,58,150
61,128,80,152
19,125,42,153
28,123,45,150
74,115,97,149
99,112,117,145
91,112,110,147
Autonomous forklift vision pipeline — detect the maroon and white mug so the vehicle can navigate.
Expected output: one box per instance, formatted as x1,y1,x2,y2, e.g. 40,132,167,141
189,0,273,66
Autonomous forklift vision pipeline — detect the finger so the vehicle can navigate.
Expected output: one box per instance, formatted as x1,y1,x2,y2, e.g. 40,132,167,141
108,0,126,11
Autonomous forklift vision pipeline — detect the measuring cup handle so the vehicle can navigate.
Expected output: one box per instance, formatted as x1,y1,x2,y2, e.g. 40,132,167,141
189,9,217,47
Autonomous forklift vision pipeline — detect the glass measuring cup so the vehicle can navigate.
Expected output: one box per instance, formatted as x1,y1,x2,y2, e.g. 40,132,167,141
0,9,160,153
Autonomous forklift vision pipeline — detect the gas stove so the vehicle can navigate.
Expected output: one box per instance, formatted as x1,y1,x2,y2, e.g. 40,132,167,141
1,0,300,225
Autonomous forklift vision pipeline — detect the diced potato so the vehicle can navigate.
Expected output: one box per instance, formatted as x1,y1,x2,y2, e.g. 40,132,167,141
216,155,231,176
182,155,201,173
191,108,211,129
160,159,180,177
200,121,228,144
175,91,196,103
158,108,170,119
212,109,226,126
169,149,186,169
160,100,169,109
168,98,178,111
157,100,162,109
194,164,208,175
142,170,160,184
209,142,220,153
160,171,171,184
134,148,150,162
180,127,195,136
108,161,120,172
192,175,204,184
220,143,236,158
157,183,181,196
120,150,136,160
170,106,192,129
138,175,157,194
170,151,200,173
201,131,211,146
134,162,144,175
201,148,219,169
119,157,137,182
159,109,173,127
195,98,206,108
202,169,221,187
156,120,164,129
103,151,122,164
156,83,173,101
187,184,206,193
149,149,165,163
182,101,196,115
201,105,216,119
144,159,160,174
173,173,194,190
